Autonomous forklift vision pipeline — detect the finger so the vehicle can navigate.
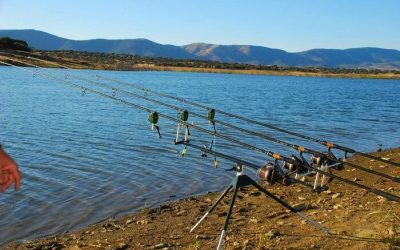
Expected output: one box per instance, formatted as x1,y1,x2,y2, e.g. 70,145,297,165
12,169,21,191
1,177,13,192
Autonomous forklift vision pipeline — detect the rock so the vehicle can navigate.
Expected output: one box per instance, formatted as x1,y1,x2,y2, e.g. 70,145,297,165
116,243,130,250
292,203,307,211
136,220,149,225
249,218,258,224
353,178,361,182
381,157,391,161
250,191,261,197
233,241,240,247
388,226,396,237
196,234,212,240
378,165,386,168
298,196,306,201
332,193,341,199
204,197,212,203
238,208,249,213
66,246,81,250
265,230,280,239
152,243,170,249
125,219,135,225
175,210,187,216
333,204,342,210
277,221,285,226
160,204,172,211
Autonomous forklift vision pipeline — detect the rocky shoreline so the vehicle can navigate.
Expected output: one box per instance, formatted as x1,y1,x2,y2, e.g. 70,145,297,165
4,149,400,250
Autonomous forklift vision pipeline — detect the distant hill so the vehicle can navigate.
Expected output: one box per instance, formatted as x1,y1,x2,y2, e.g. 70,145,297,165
1,29,400,70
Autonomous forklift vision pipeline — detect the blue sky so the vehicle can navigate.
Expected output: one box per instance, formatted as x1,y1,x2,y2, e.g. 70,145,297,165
0,0,399,52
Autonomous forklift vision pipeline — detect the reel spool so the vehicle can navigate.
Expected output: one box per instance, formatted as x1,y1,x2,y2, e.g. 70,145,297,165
258,162,289,185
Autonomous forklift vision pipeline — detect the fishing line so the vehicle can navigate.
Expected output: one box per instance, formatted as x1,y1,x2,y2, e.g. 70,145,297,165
1,58,398,202
2,53,398,184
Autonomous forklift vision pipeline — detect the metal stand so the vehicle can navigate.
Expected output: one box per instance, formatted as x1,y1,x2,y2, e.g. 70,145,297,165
190,164,331,250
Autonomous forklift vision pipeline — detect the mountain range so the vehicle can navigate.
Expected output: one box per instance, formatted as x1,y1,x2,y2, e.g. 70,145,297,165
1,29,400,70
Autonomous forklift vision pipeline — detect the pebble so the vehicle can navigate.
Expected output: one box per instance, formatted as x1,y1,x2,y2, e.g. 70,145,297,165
265,230,280,239
277,221,285,226
204,197,212,203
250,191,261,197
125,219,135,225
249,218,258,224
292,203,308,211
175,210,187,216
116,243,130,250
353,178,361,182
136,220,149,225
196,234,212,240
333,204,342,210
332,193,341,199
151,243,170,249
381,157,391,161
298,196,306,201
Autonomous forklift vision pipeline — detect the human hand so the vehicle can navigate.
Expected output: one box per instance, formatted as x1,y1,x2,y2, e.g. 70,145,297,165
0,148,21,192
1,164,21,192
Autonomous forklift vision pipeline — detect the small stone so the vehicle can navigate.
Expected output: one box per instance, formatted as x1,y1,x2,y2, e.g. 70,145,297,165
325,190,333,194
196,234,212,240
116,243,129,250
204,198,212,203
233,241,240,247
153,243,169,249
381,157,391,161
332,193,341,199
333,204,342,210
378,165,386,168
277,221,285,226
250,191,261,197
265,230,280,239
137,220,149,225
353,178,361,182
175,210,187,216
249,218,258,224
292,203,307,211
298,196,306,201
125,219,135,225
388,226,396,237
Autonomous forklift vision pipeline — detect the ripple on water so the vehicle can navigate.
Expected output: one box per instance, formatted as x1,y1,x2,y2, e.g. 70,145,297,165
0,68,399,245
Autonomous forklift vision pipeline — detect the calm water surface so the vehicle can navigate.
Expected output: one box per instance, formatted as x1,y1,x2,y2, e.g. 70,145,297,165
0,67,399,245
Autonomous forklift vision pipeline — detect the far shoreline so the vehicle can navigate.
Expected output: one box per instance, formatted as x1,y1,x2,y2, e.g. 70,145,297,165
1,49,400,80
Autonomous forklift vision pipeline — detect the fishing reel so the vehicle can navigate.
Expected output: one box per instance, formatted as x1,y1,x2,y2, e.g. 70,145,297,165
257,161,290,185
148,111,161,138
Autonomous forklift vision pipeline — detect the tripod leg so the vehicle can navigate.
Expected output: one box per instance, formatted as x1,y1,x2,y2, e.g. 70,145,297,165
217,185,239,250
249,178,331,235
190,185,233,233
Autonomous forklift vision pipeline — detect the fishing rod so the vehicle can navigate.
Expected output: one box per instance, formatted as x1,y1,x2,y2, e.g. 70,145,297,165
4,53,399,184
1,50,399,168
1,58,399,202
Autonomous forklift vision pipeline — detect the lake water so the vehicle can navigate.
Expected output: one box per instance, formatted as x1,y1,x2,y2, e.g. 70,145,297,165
0,66,399,245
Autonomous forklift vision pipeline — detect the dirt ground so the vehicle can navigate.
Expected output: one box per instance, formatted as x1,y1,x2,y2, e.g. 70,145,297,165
4,148,400,250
